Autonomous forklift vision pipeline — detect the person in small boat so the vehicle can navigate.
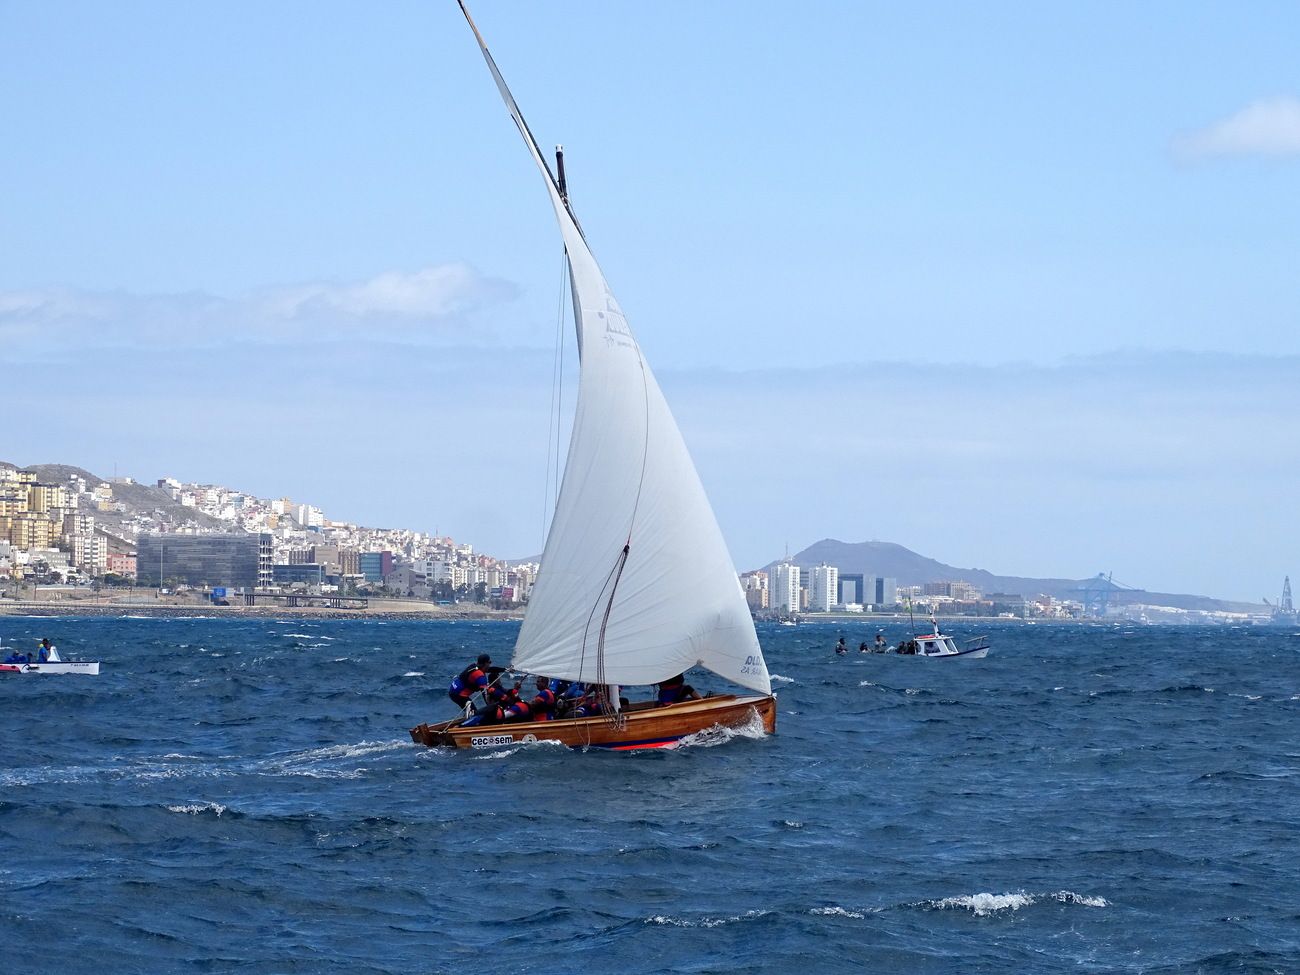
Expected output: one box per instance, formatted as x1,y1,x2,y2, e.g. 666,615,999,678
461,680,520,726
572,684,613,718
448,654,493,710
657,672,699,705
835,636,848,655
554,680,585,717
501,677,557,722
38,638,54,663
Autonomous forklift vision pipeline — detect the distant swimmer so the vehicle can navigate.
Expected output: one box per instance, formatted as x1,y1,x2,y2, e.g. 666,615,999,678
835,636,848,655
874,633,887,653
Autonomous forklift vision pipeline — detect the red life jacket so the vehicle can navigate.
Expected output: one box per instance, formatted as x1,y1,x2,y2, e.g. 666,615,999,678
504,698,532,721
530,688,557,719
449,664,487,702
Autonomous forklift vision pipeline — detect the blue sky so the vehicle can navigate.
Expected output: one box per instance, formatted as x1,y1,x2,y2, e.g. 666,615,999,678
3,2,1298,601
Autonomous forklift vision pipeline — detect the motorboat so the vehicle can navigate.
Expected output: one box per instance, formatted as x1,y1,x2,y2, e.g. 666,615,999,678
894,616,990,658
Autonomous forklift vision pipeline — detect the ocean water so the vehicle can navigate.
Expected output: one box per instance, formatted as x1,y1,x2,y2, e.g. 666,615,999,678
2,617,1298,974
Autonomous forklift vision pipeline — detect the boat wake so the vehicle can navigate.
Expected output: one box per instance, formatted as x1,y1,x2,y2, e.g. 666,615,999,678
472,738,569,760
1,739,414,787
674,710,770,749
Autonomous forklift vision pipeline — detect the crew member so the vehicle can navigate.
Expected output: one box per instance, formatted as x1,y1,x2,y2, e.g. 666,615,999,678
657,672,700,705
448,654,492,710
528,677,558,721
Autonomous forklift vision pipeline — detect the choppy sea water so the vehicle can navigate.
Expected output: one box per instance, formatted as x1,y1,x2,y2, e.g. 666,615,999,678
2,617,1298,974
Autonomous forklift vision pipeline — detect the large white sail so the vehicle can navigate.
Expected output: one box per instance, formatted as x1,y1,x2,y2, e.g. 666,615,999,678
459,3,770,695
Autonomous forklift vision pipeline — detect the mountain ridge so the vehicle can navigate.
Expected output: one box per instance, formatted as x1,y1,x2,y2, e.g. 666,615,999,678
763,538,1263,614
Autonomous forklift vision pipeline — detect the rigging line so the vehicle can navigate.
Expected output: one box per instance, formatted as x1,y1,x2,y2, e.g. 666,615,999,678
576,552,625,682
595,544,631,728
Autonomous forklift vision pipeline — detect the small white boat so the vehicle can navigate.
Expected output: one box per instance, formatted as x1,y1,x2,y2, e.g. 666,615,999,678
1,660,101,676
895,617,991,658
0,640,101,675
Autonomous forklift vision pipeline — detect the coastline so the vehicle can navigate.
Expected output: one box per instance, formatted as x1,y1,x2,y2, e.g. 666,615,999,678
0,598,518,621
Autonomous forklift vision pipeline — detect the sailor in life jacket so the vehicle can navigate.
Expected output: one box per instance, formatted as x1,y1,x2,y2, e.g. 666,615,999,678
573,684,621,718
462,681,519,726
522,677,558,721
657,672,700,705
448,654,493,709
493,681,536,722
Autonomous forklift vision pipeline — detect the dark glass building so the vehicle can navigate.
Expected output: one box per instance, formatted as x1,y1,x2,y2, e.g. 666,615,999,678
272,563,325,585
137,533,273,590
359,551,393,582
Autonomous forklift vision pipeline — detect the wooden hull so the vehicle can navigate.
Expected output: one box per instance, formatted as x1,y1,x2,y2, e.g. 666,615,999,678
410,694,776,751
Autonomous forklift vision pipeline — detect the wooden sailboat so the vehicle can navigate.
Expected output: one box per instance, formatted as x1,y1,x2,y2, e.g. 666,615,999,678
410,2,776,751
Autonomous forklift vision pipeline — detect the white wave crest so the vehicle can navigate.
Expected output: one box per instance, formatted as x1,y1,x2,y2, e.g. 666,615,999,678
931,892,1034,915
1051,890,1109,907
646,909,769,928
927,890,1108,916
167,801,227,816
810,906,868,919
402,671,425,677
770,673,795,684
281,633,314,639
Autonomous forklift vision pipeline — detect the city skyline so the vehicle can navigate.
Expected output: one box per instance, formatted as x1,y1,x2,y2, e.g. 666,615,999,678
3,2,1298,602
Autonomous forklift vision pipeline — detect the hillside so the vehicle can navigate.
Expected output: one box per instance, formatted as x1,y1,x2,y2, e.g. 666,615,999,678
3,460,229,535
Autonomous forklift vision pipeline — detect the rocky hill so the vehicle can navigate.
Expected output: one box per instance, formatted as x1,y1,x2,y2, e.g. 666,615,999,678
2,460,229,536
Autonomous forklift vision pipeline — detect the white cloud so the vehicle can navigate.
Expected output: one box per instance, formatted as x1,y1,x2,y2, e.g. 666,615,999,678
0,264,518,355
258,265,504,321
1175,95,1300,160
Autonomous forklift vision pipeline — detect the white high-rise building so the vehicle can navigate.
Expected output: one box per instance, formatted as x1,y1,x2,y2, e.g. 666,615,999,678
770,562,801,614
810,563,839,612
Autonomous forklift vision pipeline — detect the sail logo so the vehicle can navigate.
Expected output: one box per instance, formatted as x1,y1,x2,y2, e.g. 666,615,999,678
593,290,635,350
740,654,765,675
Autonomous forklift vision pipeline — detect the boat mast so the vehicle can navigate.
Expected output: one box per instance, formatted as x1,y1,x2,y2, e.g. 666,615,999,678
555,145,569,205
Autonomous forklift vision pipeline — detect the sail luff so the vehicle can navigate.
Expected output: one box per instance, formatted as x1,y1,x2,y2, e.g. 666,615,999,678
457,2,771,696
455,0,586,242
